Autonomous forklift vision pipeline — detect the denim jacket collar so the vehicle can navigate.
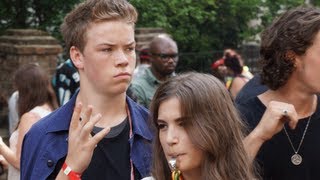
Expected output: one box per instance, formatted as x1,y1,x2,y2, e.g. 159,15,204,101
45,91,153,141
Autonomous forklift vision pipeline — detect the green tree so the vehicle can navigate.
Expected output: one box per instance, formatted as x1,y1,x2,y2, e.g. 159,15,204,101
314,0,320,6
0,0,81,38
132,0,318,72
133,0,261,51
131,0,260,72
0,0,317,71
259,0,305,28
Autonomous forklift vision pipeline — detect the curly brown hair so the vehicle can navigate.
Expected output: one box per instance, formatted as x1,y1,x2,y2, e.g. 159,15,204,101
260,6,320,90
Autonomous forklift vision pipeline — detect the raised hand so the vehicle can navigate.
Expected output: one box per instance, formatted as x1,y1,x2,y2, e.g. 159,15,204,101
244,101,299,161
254,101,298,141
64,102,110,173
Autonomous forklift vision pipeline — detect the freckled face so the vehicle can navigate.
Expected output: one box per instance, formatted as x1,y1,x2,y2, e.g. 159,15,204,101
157,97,203,174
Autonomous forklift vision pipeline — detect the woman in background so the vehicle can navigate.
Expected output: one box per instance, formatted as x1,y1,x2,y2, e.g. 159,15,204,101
0,64,58,180
224,53,250,98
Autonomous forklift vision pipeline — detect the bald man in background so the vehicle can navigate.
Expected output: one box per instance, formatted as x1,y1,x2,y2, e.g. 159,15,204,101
129,34,179,108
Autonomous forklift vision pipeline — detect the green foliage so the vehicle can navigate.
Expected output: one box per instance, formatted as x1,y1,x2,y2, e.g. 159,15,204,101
131,0,260,72
0,0,318,71
259,0,305,28
0,0,82,39
131,0,318,72
315,0,320,6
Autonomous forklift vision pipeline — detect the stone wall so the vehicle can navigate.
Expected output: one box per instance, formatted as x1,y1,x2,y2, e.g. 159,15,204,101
135,27,165,50
134,27,165,66
0,27,163,105
0,27,163,98
0,29,62,98
0,29,62,150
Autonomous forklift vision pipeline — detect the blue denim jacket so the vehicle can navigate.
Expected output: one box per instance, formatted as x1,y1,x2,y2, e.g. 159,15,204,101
20,93,153,179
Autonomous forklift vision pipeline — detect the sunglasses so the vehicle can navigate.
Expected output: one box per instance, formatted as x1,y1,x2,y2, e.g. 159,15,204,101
151,53,179,61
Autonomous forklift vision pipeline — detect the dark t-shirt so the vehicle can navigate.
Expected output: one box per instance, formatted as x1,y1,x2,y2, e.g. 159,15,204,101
82,118,141,179
235,75,268,104
48,118,141,179
237,96,320,180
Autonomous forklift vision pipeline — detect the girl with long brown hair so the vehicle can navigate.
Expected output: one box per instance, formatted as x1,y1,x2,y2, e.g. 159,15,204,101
0,63,58,180
149,72,253,180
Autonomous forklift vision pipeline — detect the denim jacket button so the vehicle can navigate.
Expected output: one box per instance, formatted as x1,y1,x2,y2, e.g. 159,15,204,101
47,159,54,167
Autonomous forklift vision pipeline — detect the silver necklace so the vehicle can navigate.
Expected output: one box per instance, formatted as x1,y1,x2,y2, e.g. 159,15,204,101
283,115,312,165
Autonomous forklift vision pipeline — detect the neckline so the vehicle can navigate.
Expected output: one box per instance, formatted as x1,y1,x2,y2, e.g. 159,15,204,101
93,117,129,139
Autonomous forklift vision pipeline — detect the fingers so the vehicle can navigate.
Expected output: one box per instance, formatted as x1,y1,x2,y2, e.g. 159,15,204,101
282,109,288,116
80,113,102,140
65,104,110,173
286,110,299,129
280,106,298,129
89,127,110,147
268,101,298,129
77,105,110,145
70,103,83,129
80,105,93,127
71,103,108,142
79,111,110,150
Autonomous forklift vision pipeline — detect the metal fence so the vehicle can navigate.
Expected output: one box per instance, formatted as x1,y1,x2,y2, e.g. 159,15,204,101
176,44,261,75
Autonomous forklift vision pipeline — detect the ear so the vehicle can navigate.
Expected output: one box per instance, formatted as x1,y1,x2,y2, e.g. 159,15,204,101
70,46,84,69
285,50,298,67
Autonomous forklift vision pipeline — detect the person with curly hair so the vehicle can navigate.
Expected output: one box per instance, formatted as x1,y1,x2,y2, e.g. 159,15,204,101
239,6,320,179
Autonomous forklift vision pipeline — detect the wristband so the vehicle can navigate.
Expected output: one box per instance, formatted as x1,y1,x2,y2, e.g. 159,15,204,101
62,162,82,180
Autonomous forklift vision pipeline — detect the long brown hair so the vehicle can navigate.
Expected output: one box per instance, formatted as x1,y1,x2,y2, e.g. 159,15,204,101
14,63,58,118
150,72,253,180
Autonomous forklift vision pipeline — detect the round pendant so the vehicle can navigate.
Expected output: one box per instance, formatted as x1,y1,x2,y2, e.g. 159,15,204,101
291,154,302,165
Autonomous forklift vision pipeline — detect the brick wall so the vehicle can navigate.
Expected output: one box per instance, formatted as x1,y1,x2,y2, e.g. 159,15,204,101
0,29,62,148
0,29,62,98
135,27,165,50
